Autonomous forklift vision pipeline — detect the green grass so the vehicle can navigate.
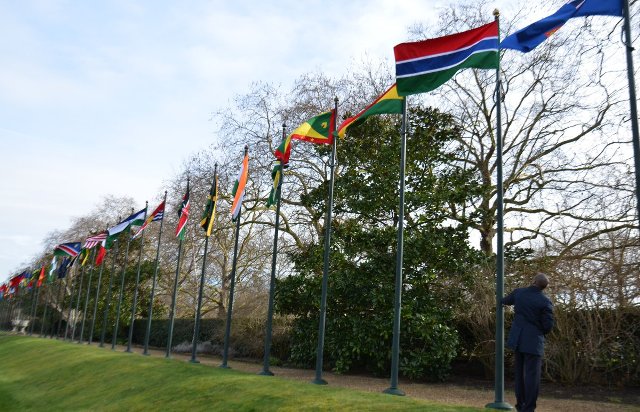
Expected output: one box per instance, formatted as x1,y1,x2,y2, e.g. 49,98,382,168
0,334,483,411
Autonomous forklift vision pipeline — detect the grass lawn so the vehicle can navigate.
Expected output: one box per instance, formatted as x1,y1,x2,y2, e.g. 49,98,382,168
0,334,484,411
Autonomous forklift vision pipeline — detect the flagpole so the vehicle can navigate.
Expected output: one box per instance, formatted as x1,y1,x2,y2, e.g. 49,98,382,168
71,262,86,340
221,159,245,368
40,283,50,337
28,282,40,335
384,96,408,397
57,268,71,339
312,98,339,385
486,9,512,411
79,249,96,343
192,165,218,363
112,232,133,350
143,191,167,356
100,240,120,347
64,264,79,340
167,178,189,358
89,248,106,345
127,202,148,353
621,0,640,226
260,125,286,376
51,278,63,338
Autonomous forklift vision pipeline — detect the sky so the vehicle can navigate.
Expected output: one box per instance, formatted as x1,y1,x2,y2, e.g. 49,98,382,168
0,0,457,282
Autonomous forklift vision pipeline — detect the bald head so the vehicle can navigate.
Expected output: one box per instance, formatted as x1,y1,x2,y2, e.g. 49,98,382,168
533,273,549,290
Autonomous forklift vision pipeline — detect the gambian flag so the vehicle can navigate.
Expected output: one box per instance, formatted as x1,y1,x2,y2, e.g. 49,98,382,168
231,150,249,221
54,242,82,258
336,84,404,138
266,161,283,208
37,265,46,287
394,21,499,96
133,200,165,239
290,110,336,145
200,171,219,237
274,134,292,164
176,181,190,240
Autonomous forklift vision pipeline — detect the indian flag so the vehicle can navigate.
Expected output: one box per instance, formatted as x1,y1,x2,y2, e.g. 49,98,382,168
231,150,249,221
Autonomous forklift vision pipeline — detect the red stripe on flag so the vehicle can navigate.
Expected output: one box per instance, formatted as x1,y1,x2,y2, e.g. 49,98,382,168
394,22,498,61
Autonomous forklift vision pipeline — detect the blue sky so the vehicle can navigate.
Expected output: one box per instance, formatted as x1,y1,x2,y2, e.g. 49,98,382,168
0,0,447,282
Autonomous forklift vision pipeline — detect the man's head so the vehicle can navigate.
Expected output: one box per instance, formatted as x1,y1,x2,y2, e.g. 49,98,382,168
532,273,549,290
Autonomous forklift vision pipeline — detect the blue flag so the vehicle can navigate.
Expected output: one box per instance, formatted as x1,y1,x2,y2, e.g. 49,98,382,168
501,0,623,53
57,257,71,279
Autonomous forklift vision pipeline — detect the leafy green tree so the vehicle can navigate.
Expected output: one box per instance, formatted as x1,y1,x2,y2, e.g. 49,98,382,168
276,106,484,380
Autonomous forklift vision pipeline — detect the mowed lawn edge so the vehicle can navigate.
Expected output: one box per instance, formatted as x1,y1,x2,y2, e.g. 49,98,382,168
0,334,484,412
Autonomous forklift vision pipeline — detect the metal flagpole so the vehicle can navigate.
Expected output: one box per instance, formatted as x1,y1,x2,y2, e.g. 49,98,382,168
384,97,408,397
143,191,167,356
57,267,71,339
28,282,40,335
192,165,218,363
100,240,120,347
51,279,63,338
127,202,148,353
40,283,50,337
168,180,189,359
89,249,106,344
79,249,96,343
486,9,513,411
260,124,286,376
112,232,133,350
312,98,339,385
166,238,184,358
71,262,86,340
64,265,79,340
622,0,640,226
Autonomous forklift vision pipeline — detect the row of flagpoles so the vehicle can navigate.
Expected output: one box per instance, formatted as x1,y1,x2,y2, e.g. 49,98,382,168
1,2,638,408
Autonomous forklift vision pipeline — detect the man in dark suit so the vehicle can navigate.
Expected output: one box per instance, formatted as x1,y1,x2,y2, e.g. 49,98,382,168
502,273,554,412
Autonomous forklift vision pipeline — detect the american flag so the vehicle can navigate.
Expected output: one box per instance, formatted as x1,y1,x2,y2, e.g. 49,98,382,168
84,232,108,249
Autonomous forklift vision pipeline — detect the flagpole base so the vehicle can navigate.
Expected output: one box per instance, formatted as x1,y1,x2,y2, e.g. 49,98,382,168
311,378,328,385
258,370,274,376
189,359,200,364
383,387,405,396
124,349,133,353
219,363,231,369
485,401,513,410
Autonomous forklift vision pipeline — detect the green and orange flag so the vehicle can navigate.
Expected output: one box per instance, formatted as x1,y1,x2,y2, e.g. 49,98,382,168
336,84,404,138
290,110,336,145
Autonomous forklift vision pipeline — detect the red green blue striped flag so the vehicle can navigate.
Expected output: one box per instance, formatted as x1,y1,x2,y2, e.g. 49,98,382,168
394,21,499,96
54,242,82,257
175,182,190,240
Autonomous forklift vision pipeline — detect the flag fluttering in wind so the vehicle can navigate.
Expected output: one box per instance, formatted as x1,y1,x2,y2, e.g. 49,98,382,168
95,244,107,266
57,257,71,278
274,134,293,164
267,161,283,208
9,273,24,288
84,232,107,249
290,110,336,145
48,256,57,282
394,21,499,96
54,242,82,258
501,0,623,52
106,208,146,248
133,201,165,239
200,173,219,237
175,181,190,240
336,84,404,138
36,265,46,287
231,151,249,221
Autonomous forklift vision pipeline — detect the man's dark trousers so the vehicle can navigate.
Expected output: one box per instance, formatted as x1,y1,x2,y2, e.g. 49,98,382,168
514,351,542,412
